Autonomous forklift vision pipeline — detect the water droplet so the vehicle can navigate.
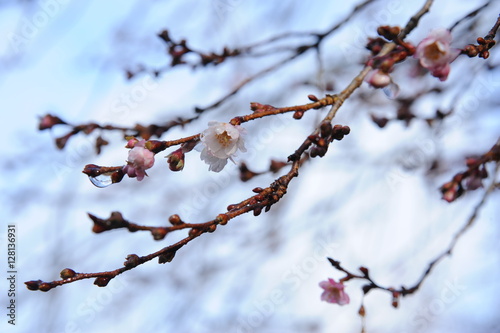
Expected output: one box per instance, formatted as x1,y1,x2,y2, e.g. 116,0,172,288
383,82,400,100
89,173,113,188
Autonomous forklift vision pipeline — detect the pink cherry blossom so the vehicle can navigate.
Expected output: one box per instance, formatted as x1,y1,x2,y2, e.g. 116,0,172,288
199,121,246,172
122,140,155,181
414,28,460,81
319,278,350,305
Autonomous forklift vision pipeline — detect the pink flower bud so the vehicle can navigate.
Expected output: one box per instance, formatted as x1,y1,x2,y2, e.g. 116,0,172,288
125,137,140,148
122,140,155,181
365,69,391,88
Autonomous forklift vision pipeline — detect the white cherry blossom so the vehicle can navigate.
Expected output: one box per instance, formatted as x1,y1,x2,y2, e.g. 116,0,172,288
199,121,246,172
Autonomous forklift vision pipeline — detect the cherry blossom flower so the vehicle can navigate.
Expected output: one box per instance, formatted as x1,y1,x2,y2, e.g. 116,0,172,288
199,121,246,172
319,278,350,305
122,140,155,181
414,28,460,81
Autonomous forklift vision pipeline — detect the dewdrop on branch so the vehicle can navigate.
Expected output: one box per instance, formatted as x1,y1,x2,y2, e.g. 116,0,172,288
83,164,125,188
199,121,246,172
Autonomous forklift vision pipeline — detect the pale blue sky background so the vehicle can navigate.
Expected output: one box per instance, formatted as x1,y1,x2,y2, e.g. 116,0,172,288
1,1,500,332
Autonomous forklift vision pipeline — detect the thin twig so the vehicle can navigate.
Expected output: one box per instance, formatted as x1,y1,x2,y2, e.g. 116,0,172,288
328,163,499,303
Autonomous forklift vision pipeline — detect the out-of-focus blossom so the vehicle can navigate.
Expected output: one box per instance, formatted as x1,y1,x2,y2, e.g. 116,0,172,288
414,28,460,81
199,121,246,172
319,278,350,305
464,159,488,191
440,180,463,203
122,140,155,181
39,114,66,130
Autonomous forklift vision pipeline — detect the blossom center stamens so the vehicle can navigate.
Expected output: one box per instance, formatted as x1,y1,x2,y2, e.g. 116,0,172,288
424,41,446,60
216,131,232,147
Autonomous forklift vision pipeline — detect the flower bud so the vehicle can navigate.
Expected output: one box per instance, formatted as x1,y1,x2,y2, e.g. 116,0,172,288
94,277,111,287
38,283,53,292
168,214,183,226
145,140,165,154
189,228,203,237
252,187,264,193
158,251,176,264
227,204,238,211
151,228,168,240
293,111,304,119
308,94,319,102
25,280,42,291
365,69,391,88
166,149,185,171
216,214,229,225
379,57,395,72
124,254,141,268
123,140,155,181
39,114,66,130
320,122,333,138
125,137,139,148
60,268,76,279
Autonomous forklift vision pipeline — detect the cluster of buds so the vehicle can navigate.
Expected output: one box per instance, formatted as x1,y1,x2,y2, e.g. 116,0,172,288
441,158,489,202
25,280,55,292
238,160,288,182
25,267,77,291
462,36,496,59
88,211,132,233
309,123,350,158
226,178,288,217
39,113,109,153
158,29,240,68
88,211,171,241
158,30,192,66
365,26,415,89
441,141,500,202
